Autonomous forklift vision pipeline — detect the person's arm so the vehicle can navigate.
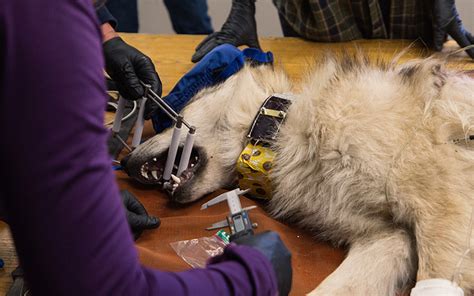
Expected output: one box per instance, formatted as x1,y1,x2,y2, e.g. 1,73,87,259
432,0,474,59
0,0,278,295
101,21,119,42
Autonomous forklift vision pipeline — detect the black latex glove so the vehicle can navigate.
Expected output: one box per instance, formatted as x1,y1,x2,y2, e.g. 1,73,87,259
432,0,474,59
103,37,162,100
120,190,160,240
233,231,292,296
192,0,260,63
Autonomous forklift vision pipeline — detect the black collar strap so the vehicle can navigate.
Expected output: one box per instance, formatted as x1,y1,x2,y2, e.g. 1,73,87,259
247,93,294,142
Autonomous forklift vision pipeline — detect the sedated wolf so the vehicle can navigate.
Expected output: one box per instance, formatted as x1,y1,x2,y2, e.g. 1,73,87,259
122,53,474,295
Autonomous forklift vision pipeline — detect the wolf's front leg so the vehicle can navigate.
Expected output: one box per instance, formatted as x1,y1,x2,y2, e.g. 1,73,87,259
308,229,416,296
414,206,474,292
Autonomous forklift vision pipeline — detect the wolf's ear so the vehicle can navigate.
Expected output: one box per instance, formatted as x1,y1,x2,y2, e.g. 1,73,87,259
398,59,447,99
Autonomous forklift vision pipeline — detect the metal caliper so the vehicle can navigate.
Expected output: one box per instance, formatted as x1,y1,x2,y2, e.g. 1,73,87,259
201,188,258,240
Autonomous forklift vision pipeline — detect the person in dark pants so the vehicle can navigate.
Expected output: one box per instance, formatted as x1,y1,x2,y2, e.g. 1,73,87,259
106,0,213,34
164,0,213,34
192,0,474,62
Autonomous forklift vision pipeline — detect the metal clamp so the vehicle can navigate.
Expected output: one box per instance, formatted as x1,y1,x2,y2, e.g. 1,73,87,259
111,82,198,188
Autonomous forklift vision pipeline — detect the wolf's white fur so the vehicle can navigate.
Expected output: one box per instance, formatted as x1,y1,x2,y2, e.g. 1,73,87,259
130,55,474,294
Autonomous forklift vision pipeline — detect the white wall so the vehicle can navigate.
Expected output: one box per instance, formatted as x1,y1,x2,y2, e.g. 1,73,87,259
139,0,473,36
457,0,474,34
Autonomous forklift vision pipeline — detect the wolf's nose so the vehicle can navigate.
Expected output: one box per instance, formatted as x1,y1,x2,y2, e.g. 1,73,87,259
120,154,131,173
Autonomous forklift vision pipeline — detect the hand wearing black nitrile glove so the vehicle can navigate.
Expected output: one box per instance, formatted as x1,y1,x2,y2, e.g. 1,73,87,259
120,190,160,240
192,0,260,63
233,231,292,296
432,0,474,59
103,37,162,100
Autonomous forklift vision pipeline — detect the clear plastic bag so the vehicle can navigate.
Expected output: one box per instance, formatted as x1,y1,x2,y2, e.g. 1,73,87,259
170,230,230,269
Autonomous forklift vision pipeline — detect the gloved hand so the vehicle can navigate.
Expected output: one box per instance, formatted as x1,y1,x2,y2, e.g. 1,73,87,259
120,190,160,240
192,0,260,63
432,0,474,59
103,37,163,100
233,231,292,296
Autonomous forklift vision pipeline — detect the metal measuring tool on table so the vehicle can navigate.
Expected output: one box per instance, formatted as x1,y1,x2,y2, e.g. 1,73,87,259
201,188,258,240
111,82,197,187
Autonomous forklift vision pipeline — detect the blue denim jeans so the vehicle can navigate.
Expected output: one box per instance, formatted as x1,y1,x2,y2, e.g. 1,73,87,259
106,0,213,34
164,0,213,34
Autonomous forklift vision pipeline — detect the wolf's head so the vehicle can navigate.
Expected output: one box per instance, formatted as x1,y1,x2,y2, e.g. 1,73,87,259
122,65,292,203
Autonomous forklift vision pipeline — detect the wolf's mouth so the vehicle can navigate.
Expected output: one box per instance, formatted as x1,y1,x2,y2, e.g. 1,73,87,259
125,146,204,195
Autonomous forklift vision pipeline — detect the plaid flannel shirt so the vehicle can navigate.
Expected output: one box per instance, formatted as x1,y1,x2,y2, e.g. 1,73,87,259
273,0,433,42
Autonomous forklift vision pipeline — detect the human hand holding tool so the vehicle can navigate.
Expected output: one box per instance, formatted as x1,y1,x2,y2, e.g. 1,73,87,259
103,30,162,100
120,190,160,240
192,0,260,63
432,0,474,59
202,189,292,296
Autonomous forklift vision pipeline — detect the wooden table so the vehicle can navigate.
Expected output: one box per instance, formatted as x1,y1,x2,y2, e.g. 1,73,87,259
119,34,474,95
0,35,472,295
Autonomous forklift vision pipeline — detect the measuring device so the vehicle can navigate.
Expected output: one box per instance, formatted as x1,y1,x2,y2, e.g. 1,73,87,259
201,188,258,241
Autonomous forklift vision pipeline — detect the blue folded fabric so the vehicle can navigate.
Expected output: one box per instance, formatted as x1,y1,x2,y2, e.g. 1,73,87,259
151,44,274,133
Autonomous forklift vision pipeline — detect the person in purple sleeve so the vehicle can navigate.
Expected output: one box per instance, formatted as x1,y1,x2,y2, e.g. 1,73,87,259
0,1,292,295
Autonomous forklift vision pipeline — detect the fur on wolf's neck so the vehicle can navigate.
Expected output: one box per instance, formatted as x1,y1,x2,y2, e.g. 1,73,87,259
183,64,294,175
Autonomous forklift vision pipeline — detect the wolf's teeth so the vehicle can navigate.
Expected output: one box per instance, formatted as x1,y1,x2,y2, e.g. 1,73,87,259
173,183,179,189
153,157,157,162
171,174,181,184
190,163,195,168
141,171,148,179
163,182,172,190
151,170,158,180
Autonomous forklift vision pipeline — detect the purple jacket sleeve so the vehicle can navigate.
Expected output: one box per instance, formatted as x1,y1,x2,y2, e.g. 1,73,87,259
0,0,277,295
